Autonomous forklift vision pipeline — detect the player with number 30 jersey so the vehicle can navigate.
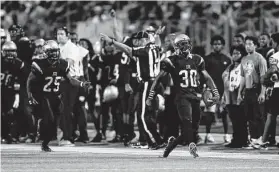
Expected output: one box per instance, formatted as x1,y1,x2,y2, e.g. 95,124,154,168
146,34,219,158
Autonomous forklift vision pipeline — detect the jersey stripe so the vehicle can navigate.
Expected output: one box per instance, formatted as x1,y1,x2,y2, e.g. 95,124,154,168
136,57,142,81
32,62,43,74
148,48,154,77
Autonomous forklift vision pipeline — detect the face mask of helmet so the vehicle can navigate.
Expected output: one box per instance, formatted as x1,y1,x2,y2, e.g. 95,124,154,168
175,40,191,54
3,49,17,60
46,49,60,65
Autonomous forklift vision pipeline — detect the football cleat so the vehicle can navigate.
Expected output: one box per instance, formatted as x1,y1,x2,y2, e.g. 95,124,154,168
162,136,176,158
41,144,52,152
189,142,199,158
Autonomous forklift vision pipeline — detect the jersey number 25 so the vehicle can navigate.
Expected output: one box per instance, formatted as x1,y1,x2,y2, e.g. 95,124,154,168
43,76,62,92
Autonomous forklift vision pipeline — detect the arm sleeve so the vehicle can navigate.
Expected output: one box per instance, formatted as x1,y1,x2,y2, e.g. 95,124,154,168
259,55,267,77
160,57,175,73
83,54,89,81
240,64,244,77
31,61,43,76
197,57,205,72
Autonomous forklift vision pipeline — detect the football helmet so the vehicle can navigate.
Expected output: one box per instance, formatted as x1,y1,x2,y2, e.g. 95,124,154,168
2,41,17,60
43,40,60,65
155,94,165,112
103,85,119,103
174,34,192,55
8,24,25,41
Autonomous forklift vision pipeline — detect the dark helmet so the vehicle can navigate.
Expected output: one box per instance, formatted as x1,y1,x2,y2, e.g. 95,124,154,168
8,24,25,41
2,41,17,60
43,40,60,65
173,34,192,55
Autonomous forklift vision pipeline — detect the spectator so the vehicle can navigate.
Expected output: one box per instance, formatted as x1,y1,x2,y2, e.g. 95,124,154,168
203,35,231,143
222,45,248,148
237,36,267,147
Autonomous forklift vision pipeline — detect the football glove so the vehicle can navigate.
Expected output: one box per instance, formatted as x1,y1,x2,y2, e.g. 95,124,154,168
28,96,39,106
203,88,219,107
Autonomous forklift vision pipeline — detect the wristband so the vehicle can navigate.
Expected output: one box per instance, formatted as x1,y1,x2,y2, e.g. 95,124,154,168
212,88,219,97
80,82,84,87
148,90,155,99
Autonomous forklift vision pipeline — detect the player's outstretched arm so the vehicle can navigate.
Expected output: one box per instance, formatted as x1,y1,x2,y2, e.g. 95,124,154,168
100,33,133,58
66,73,91,88
201,70,220,100
146,70,167,106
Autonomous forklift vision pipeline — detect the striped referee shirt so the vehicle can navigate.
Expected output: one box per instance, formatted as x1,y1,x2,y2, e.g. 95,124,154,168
132,43,160,81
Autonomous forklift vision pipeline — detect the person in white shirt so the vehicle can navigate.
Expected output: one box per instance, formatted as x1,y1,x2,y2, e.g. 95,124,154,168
56,27,89,145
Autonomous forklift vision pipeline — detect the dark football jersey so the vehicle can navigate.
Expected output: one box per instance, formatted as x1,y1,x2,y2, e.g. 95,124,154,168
100,52,123,86
31,59,69,95
161,53,205,100
132,43,160,81
1,59,23,91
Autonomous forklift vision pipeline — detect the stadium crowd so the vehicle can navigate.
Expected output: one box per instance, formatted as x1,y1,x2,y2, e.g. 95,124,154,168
1,2,279,156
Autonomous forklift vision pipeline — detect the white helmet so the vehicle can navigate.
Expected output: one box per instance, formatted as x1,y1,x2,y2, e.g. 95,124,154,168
173,34,192,54
103,85,119,103
156,94,165,112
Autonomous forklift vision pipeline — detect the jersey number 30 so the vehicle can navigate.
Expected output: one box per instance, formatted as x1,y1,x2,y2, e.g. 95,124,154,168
43,76,62,92
179,70,197,87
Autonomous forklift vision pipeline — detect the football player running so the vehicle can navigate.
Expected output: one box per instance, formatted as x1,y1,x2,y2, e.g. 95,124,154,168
146,34,220,158
26,40,90,152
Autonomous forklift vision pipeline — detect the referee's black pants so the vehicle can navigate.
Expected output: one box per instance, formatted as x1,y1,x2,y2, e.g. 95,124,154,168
138,80,163,145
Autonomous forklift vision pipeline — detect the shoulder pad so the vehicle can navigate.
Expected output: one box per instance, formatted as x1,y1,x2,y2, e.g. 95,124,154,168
162,56,175,68
31,61,43,75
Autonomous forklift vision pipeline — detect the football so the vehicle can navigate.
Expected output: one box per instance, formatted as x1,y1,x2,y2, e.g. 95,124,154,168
202,89,214,107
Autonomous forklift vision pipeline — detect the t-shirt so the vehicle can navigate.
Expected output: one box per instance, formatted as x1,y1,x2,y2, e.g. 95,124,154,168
204,52,231,95
269,51,279,88
59,40,88,77
240,52,267,89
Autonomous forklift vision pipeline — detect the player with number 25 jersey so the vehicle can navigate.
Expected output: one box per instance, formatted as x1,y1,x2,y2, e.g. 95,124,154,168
26,40,90,152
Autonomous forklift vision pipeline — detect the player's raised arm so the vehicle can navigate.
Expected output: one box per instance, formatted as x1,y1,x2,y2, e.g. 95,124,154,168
110,9,122,42
100,33,132,58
